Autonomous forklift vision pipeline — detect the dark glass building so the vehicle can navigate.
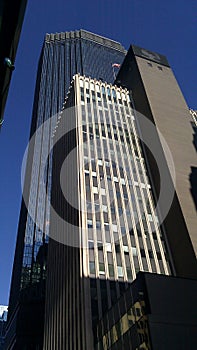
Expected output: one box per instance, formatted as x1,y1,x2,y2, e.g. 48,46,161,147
6,30,126,349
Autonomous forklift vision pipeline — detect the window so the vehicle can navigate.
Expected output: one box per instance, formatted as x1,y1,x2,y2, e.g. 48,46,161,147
115,243,120,253
104,223,109,231
140,249,146,258
87,219,93,228
108,264,114,277
158,66,163,70
110,207,115,217
100,188,106,195
126,268,132,280
89,261,95,274
97,159,103,166
120,178,126,185
106,243,112,252
99,263,105,274
102,205,108,212
97,241,103,250
93,187,98,194
123,245,129,254
95,204,100,213
121,227,126,235
112,224,118,232
93,177,97,187
88,240,94,249
132,247,137,256
117,266,123,277
112,89,116,98
157,252,162,260
96,221,101,229
148,214,153,222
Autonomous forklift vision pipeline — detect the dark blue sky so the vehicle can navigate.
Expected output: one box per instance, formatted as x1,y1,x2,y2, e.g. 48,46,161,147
0,0,196,305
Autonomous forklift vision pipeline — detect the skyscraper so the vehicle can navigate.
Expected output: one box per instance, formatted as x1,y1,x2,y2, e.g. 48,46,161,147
6,30,126,349
43,74,173,349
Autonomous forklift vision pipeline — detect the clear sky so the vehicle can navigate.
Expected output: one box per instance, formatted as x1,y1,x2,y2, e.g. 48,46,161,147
0,0,196,305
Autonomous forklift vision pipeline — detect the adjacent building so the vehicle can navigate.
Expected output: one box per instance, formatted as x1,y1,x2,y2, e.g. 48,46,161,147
115,45,197,277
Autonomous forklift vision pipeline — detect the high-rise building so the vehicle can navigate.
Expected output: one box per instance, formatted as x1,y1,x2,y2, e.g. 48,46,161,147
5,30,126,349
43,74,173,349
6,31,197,349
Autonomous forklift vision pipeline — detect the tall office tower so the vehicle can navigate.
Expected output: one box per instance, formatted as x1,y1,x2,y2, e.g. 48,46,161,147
43,74,173,349
6,30,126,349
115,45,197,278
